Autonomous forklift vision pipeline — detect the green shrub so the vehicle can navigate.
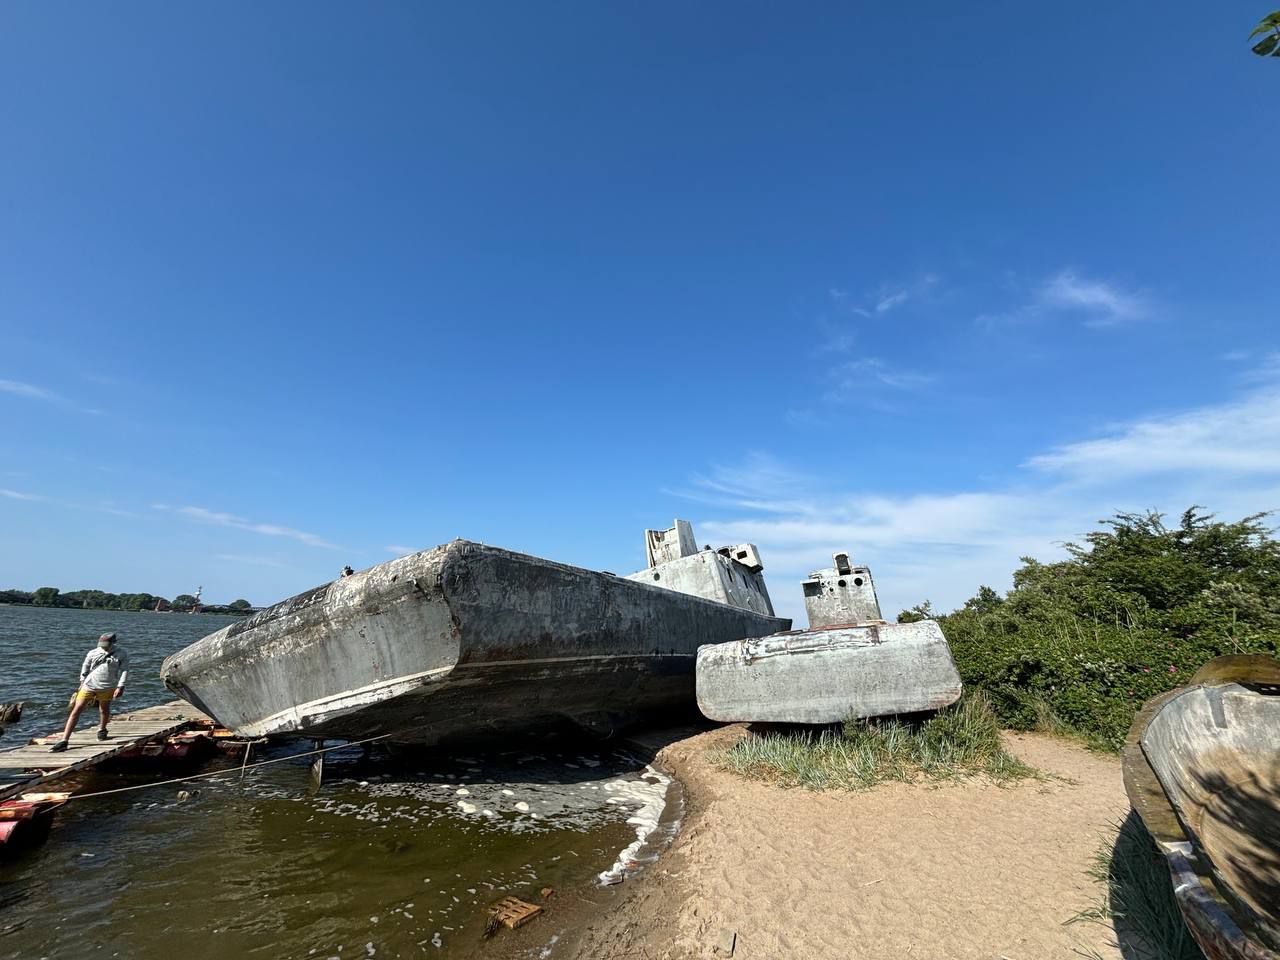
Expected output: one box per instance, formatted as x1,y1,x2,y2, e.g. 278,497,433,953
919,509,1280,750
715,691,1036,790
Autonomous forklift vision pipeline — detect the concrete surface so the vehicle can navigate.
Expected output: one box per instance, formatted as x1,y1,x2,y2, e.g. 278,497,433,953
696,620,963,723
162,537,791,745
802,553,882,627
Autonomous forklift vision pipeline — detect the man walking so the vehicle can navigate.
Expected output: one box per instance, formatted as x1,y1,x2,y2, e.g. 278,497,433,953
49,632,129,752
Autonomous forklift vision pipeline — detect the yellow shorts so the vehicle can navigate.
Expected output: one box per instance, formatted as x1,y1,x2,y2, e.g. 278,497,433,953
72,689,114,706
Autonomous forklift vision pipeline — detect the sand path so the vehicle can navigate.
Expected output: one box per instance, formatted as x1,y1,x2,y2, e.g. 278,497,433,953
569,725,1128,960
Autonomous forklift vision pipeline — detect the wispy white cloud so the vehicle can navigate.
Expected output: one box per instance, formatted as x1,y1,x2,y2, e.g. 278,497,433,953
687,479,1060,624
0,377,105,415
876,290,909,313
827,357,933,399
385,544,418,556
90,501,136,518
1041,270,1148,326
810,278,939,404
683,377,1280,621
978,268,1151,330
1238,352,1280,384
828,276,933,322
0,379,61,402
783,408,819,428
676,453,819,514
816,316,857,354
155,504,337,549
0,487,138,518
1027,386,1280,480
0,488,45,501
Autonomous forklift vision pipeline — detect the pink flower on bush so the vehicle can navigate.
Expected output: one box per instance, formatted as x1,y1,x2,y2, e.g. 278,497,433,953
1142,667,1151,673
1168,665,1178,673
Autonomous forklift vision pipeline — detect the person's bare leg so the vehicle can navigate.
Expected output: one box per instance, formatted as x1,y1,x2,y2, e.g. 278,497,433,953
98,698,111,735
58,698,88,743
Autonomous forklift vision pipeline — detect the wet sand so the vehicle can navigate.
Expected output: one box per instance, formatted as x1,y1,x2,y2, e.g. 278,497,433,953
565,725,1129,960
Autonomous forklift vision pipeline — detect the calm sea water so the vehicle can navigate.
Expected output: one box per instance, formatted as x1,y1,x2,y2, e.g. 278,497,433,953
0,606,670,960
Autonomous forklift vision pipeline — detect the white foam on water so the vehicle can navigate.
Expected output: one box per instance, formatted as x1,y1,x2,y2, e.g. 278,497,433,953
596,765,672,886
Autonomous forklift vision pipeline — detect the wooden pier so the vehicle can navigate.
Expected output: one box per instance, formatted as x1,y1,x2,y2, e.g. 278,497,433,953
0,700,212,802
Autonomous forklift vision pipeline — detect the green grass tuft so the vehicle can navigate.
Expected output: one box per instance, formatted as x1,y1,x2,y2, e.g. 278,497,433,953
715,691,1038,791
1068,813,1205,960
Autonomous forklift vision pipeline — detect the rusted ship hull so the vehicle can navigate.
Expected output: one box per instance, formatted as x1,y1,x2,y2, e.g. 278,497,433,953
1122,655,1280,960
161,539,790,746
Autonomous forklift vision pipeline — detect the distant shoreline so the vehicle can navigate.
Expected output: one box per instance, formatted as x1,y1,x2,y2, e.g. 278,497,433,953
0,602,253,616
0,587,257,616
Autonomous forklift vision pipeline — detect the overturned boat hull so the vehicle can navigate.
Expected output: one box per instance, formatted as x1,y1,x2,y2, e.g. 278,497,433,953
695,620,963,723
162,539,789,746
1122,655,1280,960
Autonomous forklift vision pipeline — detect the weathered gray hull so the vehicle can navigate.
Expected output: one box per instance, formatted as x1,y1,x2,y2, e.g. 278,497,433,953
161,540,790,745
1122,656,1280,960
695,620,963,723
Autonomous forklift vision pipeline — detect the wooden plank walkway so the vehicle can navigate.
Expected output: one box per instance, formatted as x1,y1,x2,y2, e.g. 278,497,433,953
0,700,210,801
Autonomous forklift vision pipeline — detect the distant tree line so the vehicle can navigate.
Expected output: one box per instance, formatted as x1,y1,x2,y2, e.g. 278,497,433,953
0,587,254,615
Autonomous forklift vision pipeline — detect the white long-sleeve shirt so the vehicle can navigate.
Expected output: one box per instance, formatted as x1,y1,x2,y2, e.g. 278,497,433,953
80,646,129,692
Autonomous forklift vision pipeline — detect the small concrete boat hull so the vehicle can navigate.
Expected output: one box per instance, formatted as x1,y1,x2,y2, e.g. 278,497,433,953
162,539,790,746
1122,655,1280,960
695,620,963,723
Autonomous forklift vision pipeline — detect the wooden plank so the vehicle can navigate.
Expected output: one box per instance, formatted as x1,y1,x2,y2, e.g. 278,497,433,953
0,700,210,801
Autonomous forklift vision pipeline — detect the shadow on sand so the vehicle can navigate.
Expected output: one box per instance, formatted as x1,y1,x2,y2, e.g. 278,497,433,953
1094,811,1205,960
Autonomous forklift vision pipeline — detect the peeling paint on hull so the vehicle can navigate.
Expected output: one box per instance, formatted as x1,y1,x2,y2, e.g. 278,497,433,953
161,540,790,745
695,620,963,723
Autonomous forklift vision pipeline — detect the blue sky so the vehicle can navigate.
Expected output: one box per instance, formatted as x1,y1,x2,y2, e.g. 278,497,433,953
2,3,1277,623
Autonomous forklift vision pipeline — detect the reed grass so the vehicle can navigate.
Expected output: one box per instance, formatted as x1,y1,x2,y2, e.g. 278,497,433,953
1067,813,1205,960
715,691,1037,791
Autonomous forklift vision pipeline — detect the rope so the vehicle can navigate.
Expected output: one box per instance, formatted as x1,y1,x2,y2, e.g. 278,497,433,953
65,733,392,800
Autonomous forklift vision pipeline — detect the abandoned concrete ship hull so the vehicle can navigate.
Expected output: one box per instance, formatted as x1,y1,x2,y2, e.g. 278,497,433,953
161,539,790,745
695,621,963,723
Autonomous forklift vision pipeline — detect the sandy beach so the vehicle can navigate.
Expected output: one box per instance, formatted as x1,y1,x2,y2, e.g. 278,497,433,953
566,725,1130,960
